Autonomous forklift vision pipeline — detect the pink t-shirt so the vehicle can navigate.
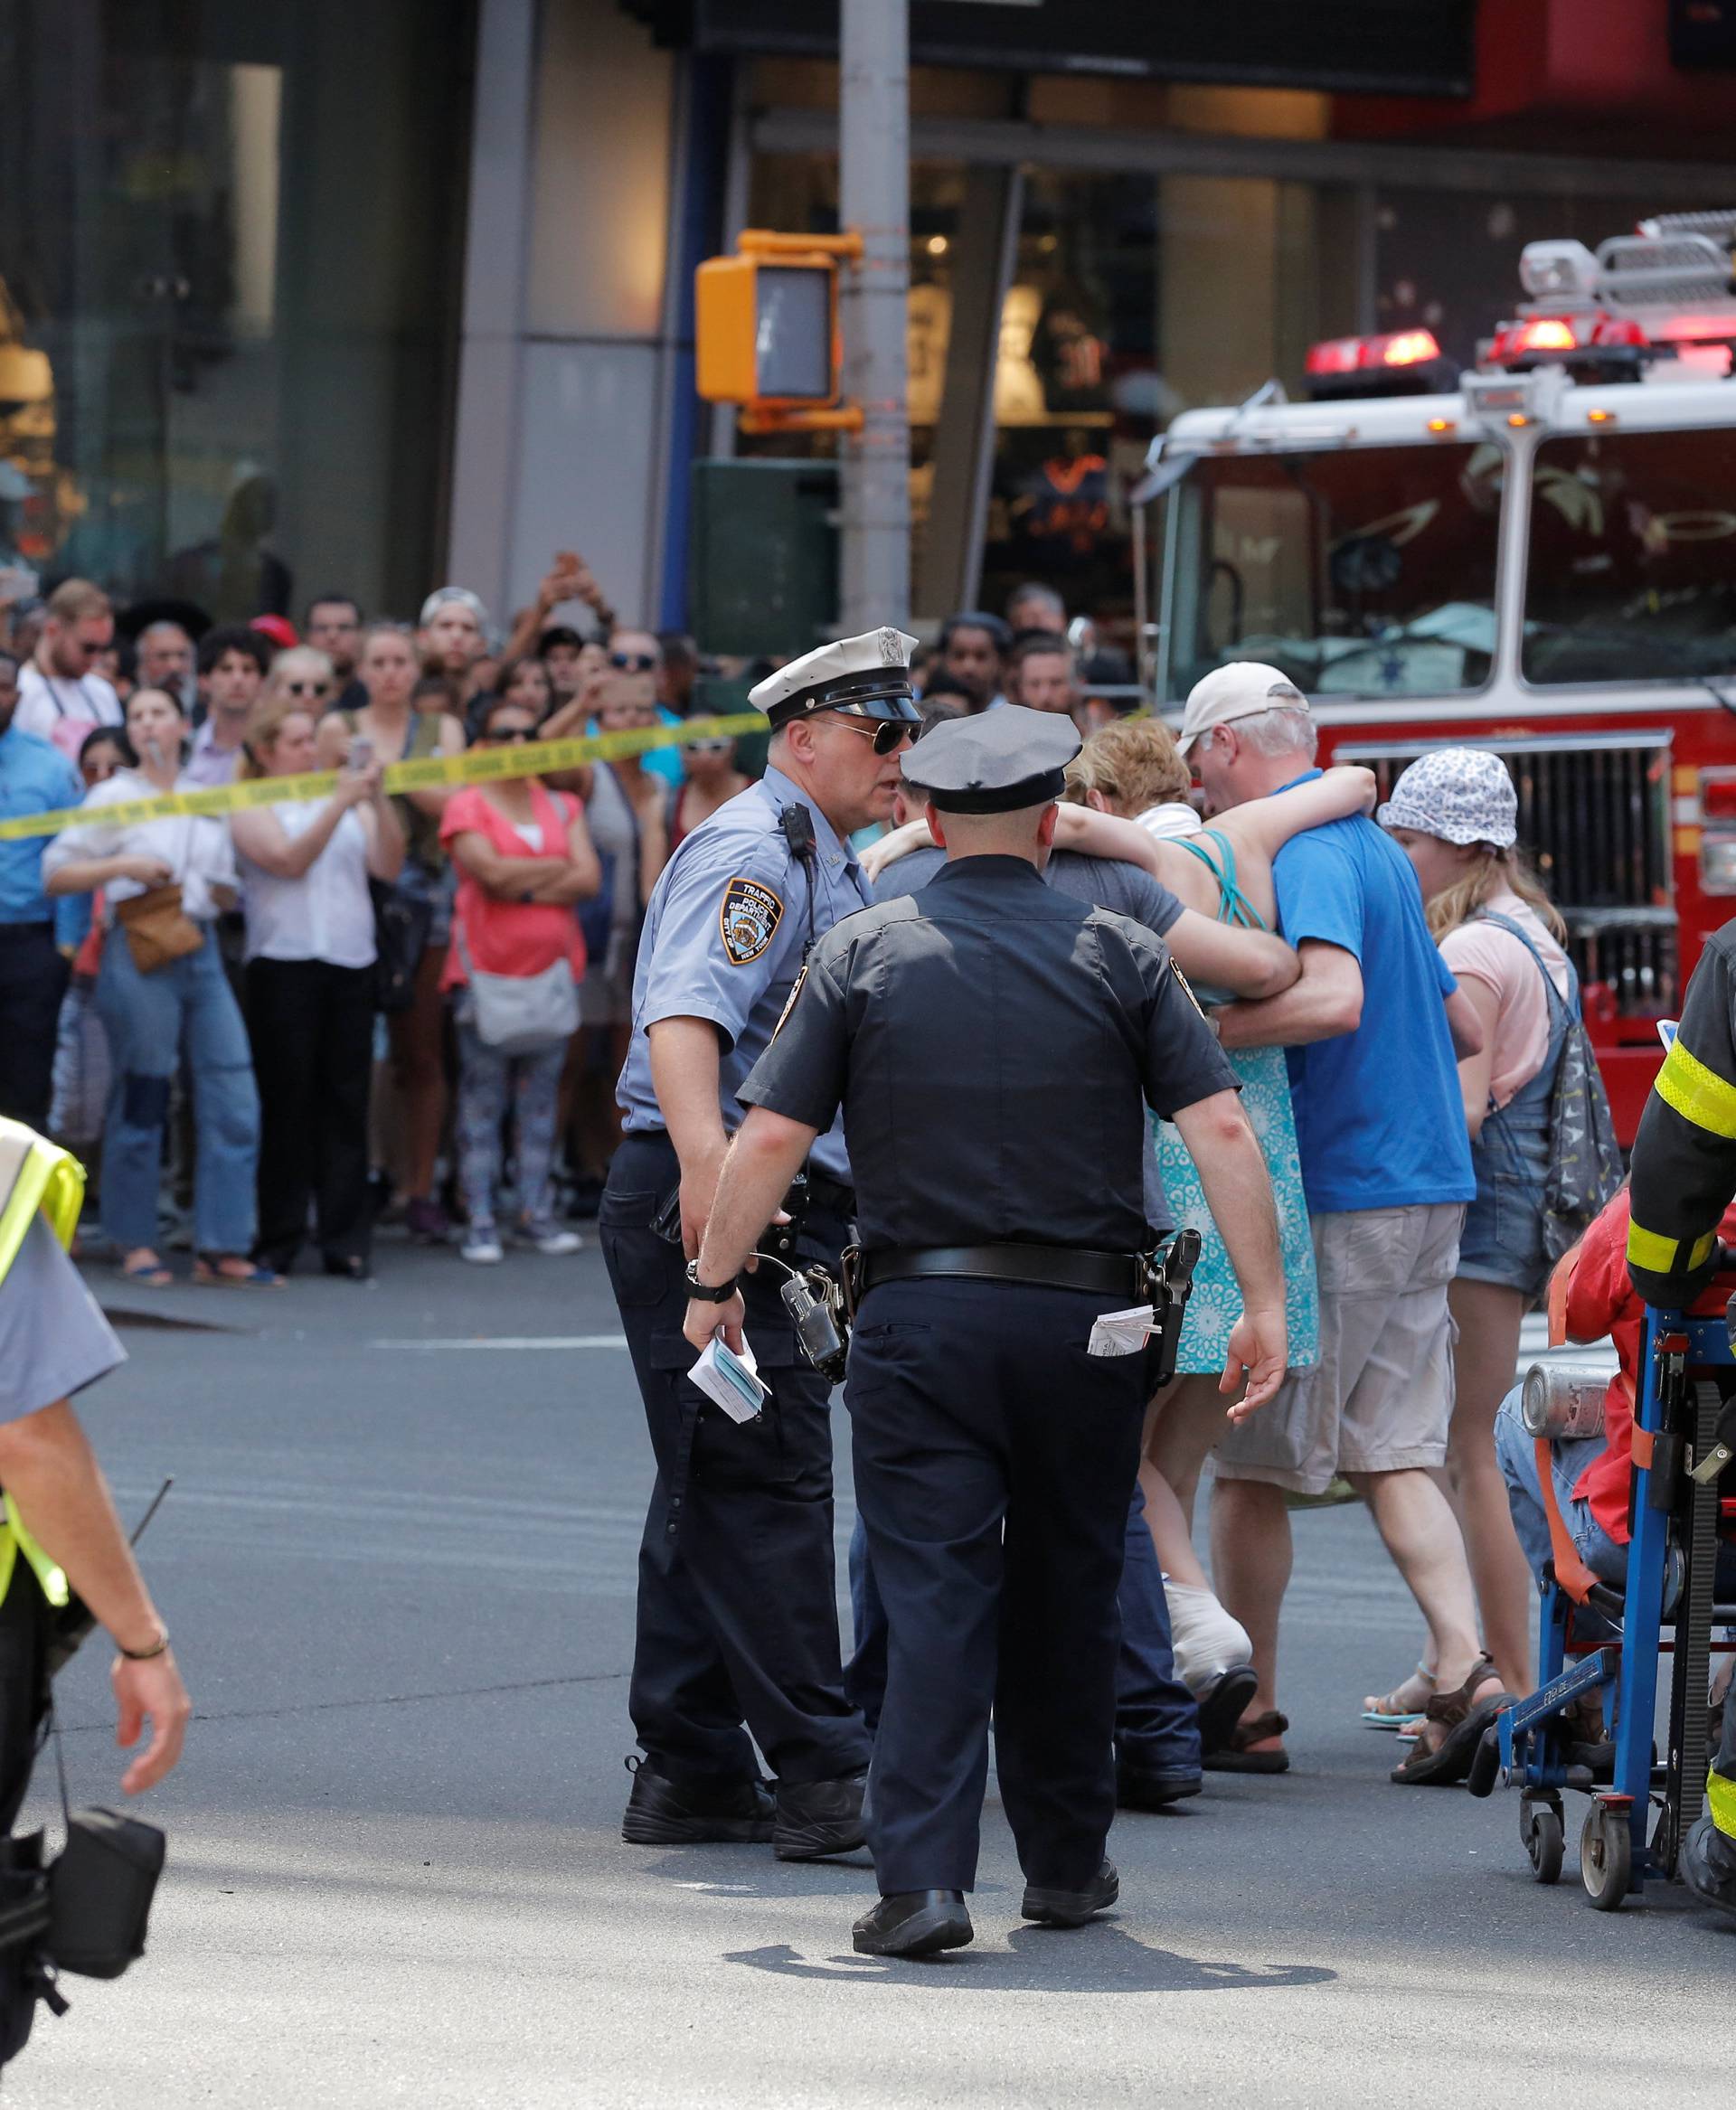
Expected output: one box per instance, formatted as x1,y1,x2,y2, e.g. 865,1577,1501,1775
1439,890,1571,1108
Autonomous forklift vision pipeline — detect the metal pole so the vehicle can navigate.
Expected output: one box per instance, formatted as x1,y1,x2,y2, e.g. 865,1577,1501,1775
838,0,910,630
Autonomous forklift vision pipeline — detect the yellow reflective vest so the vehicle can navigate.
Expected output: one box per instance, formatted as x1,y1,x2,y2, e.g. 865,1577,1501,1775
0,1120,84,1611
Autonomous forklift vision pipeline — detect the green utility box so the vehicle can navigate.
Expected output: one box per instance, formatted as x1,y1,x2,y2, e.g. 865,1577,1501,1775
688,457,838,658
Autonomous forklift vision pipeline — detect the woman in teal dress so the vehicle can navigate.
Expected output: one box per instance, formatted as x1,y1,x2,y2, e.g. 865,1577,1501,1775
1068,721,1369,1721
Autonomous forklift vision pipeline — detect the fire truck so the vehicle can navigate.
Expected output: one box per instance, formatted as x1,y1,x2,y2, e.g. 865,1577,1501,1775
1137,209,1736,1140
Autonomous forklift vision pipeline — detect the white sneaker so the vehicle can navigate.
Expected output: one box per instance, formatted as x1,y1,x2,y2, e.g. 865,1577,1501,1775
1163,1578,1254,1696
461,1226,504,1265
522,1221,582,1256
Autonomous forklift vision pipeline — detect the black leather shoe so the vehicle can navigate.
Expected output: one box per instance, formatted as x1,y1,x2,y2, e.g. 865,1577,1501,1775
1195,1665,1260,1757
853,1890,973,1957
774,1769,867,1860
1021,1857,1119,1926
1116,1758,1203,1812
1682,1813,1736,1920
620,1757,775,1846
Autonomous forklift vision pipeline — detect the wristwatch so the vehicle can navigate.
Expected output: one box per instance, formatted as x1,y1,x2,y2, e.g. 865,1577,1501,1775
684,1260,740,1303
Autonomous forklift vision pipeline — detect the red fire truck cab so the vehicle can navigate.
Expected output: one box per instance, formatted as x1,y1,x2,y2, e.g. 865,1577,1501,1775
1143,210,1736,1140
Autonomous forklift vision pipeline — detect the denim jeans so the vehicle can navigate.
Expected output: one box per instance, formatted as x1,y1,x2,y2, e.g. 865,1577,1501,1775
1495,1384,1736,1644
94,924,259,1254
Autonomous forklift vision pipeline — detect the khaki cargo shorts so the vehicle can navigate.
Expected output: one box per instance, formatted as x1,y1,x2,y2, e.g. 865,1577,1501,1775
1213,1201,1465,1496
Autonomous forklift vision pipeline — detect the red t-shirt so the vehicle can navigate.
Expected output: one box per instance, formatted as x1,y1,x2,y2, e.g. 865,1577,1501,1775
1565,1187,1736,1541
439,782,588,989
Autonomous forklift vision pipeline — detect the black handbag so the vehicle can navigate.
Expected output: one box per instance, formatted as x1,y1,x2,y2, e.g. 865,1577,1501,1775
371,879,434,1015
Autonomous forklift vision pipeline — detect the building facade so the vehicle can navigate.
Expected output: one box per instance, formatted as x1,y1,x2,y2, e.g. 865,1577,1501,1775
4,1,1734,644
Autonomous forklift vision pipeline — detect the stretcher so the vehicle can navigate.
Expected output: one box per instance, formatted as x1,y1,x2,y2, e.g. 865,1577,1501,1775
1467,1294,1736,1909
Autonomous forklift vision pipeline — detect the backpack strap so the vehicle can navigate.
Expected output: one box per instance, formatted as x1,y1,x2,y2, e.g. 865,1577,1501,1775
1476,907,1576,1024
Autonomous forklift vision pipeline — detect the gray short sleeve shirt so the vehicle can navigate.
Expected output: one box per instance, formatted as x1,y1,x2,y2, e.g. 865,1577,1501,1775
0,1215,126,1425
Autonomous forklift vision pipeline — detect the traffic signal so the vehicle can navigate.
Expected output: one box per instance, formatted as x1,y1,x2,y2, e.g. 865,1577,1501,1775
695,230,863,433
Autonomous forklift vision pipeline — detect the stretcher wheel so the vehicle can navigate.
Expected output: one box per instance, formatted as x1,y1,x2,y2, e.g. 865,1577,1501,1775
1521,1794,1563,1884
1467,1725,1500,1800
1580,1802,1631,1911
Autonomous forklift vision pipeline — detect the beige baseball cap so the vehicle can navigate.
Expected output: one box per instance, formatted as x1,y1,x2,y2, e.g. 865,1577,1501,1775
1175,662,1309,758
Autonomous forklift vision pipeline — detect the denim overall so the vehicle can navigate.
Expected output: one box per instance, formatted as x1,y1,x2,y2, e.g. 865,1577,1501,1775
1457,909,1572,1301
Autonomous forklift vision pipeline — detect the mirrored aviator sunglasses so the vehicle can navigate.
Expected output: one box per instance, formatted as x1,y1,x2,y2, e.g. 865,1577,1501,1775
826,709,915,757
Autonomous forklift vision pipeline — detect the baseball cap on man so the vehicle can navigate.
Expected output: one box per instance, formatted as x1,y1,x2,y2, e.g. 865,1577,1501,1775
1377,747,1517,849
1175,661,1309,758
418,585,489,630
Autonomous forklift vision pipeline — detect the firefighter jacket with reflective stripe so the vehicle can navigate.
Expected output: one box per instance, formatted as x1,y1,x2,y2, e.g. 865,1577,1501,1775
1628,918,1736,1309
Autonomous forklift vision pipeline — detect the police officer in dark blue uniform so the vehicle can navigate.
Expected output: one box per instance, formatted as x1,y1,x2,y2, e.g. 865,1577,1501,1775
682,707,1288,1957
604,628,920,1860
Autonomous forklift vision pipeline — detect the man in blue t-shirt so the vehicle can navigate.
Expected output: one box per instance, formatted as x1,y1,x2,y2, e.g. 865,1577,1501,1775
1178,663,1495,1777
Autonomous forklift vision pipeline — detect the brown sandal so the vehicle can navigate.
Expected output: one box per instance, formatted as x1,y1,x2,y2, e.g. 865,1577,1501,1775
1391,1655,1509,1785
1203,1708,1289,1776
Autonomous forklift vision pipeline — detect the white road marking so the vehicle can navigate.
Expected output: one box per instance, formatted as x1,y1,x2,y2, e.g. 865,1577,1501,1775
370,1334,629,1351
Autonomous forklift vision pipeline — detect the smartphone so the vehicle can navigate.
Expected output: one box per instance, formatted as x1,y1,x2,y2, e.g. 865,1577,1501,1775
348,735,373,770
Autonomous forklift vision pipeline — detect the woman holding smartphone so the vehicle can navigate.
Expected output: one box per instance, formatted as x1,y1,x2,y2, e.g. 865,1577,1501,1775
233,694,404,1278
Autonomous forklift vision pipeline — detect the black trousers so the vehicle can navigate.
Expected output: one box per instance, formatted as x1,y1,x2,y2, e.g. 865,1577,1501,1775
602,1131,870,1789
0,925,68,1134
845,1276,1150,1895
0,1569,46,2069
244,957,375,1270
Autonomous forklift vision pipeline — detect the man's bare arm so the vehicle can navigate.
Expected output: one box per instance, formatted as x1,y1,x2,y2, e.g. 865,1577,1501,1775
647,1017,730,1257
1165,909,1298,1001
0,1402,190,1793
1214,940,1363,1051
1169,1091,1288,1416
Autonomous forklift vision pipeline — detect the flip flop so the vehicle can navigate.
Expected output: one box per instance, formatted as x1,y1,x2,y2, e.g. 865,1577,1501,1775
193,1258,285,1288
118,1257,174,1288
1363,1662,1435,1729
1196,1666,1260,1757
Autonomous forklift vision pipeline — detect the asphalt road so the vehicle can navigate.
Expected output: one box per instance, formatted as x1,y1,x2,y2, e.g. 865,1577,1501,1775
12,1237,1731,2108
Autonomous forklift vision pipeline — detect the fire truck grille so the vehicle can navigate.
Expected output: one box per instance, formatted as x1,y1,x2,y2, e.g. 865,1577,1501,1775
1336,732,1676,1018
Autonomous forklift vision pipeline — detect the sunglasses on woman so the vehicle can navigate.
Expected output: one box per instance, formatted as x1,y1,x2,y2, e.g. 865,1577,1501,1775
487,726,536,744
683,738,732,757
284,679,332,697
609,651,657,674
825,711,916,758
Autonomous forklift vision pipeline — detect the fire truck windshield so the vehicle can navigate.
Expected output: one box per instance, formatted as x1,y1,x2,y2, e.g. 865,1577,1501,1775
1167,442,1502,702
1523,426,1736,686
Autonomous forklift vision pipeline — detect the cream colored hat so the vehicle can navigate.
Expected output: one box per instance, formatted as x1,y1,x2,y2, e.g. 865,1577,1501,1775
1175,661,1309,758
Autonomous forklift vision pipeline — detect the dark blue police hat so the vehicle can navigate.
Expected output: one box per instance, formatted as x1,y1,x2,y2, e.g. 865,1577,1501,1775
901,702,1080,814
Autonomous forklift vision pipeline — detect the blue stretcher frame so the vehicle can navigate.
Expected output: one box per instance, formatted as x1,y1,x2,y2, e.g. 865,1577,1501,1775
1486,1307,1727,1904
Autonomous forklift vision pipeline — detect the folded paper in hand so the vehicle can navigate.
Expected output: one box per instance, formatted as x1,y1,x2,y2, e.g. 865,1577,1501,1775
1087,1305,1156,1358
689,1333,769,1421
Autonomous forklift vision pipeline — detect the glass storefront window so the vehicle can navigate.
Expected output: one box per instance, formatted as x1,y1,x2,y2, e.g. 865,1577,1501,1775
1523,427,1736,687
1166,442,1504,701
0,3,470,623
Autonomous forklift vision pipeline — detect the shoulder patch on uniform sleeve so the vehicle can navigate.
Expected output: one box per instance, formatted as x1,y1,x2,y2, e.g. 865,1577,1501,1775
719,875,784,966
769,962,809,1041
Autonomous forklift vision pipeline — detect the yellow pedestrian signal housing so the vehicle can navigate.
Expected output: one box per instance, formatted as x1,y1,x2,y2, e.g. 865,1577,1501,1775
695,230,864,434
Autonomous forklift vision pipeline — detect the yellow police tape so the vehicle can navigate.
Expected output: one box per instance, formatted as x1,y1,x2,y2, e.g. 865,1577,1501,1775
0,712,766,842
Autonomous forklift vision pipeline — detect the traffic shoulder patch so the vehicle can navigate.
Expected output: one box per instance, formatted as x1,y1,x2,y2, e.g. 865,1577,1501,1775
719,875,784,966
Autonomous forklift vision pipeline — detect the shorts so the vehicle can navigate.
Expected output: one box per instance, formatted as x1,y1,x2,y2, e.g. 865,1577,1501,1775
397,859,456,950
1214,1201,1466,1496
1457,1168,1550,1300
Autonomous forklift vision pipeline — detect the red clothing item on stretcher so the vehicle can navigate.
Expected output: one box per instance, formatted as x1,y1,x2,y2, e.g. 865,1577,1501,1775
1564,1187,1736,1543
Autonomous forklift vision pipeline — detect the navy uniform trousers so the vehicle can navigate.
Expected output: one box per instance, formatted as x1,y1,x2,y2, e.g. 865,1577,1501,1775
601,1131,871,1790
846,1275,1152,1895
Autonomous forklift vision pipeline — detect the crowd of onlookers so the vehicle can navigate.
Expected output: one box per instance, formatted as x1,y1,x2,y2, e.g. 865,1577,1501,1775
0,562,1121,1284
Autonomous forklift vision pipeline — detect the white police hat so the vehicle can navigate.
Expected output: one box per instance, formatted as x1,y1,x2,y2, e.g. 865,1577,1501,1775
901,702,1080,814
749,627,922,730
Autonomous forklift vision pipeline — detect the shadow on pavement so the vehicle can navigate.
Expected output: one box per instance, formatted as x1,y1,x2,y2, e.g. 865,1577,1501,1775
723,1923,1337,1993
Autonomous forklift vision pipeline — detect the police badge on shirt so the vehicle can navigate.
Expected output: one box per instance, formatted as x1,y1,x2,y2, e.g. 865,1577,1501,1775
719,876,784,966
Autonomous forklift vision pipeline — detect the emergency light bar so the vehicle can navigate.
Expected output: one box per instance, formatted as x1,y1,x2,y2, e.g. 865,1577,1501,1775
1305,328,1441,377
1489,313,1648,364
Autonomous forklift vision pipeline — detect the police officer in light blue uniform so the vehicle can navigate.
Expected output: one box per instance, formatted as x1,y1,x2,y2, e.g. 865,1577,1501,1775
604,627,920,1860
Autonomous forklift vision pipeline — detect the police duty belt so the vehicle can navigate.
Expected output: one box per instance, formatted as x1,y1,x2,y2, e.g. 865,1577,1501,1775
0,713,765,842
